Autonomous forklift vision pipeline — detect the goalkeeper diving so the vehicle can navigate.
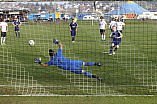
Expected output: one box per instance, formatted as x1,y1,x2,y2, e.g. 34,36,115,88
35,39,103,81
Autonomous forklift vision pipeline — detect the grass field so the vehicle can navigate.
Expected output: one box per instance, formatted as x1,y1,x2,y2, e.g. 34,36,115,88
0,96,157,104
0,19,156,96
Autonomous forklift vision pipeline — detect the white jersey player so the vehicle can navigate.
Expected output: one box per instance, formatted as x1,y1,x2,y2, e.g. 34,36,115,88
0,18,8,45
109,18,116,32
115,18,125,33
99,16,107,41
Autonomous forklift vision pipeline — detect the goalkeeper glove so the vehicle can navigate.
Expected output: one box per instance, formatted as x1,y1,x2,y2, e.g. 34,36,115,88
35,58,41,64
53,38,58,44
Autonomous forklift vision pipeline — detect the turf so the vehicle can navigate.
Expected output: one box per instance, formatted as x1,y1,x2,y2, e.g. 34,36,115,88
0,96,156,104
0,19,156,95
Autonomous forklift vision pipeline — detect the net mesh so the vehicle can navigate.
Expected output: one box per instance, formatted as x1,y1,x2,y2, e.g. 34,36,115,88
0,0,156,96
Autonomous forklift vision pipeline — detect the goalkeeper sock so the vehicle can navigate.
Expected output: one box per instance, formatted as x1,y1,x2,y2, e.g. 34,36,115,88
84,62,95,66
3,37,5,43
18,32,20,37
110,46,113,53
83,71,93,78
1,37,3,44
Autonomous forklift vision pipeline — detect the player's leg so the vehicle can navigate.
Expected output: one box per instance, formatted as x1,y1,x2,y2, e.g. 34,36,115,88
1,32,3,45
71,31,75,43
100,29,104,41
15,31,17,37
103,31,105,41
113,45,119,55
73,60,103,67
83,62,103,66
2,32,6,45
18,30,20,38
67,67,102,81
72,36,75,43
15,27,17,37
109,42,115,55
82,70,103,81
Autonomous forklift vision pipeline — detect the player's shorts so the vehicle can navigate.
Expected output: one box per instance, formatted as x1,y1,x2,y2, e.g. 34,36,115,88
68,60,83,67
112,41,121,46
71,31,76,36
66,66,82,74
118,30,122,33
1,32,6,37
15,27,20,31
100,29,105,33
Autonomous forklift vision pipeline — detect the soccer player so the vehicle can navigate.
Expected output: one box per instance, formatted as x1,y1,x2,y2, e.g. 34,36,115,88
109,18,116,32
12,18,21,38
0,18,8,45
35,39,103,81
107,25,123,55
99,16,107,41
69,19,78,43
115,18,125,33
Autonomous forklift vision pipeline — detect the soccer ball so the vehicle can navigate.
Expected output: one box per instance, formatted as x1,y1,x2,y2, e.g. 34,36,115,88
29,40,35,46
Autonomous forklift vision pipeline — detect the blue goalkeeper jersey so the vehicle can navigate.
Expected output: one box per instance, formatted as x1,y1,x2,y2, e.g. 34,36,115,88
47,48,83,69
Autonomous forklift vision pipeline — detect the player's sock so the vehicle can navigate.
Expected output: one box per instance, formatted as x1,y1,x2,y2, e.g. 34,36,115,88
83,71,93,78
15,32,17,37
1,37,3,44
72,37,75,41
110,46,113,53
3,37,5,43
114,48,117,51
103,35,105,40
101,35,103,40
18,32,20,37
84,62,95,66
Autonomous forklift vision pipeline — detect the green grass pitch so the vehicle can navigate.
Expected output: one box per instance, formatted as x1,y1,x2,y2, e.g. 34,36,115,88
0,20,156,96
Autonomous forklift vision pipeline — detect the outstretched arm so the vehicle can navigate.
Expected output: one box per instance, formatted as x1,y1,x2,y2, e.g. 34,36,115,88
35,58,48,67
53,39,62,49
107,38,112,45
40,63,48,67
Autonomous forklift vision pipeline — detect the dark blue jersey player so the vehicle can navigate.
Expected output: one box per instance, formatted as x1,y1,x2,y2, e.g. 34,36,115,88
69,19,78,43
35,39,103,81
12,18,21,38
107,25,123,55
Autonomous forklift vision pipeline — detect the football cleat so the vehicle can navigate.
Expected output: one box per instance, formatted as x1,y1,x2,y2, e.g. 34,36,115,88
96,63,103,66
113,51,115,55
95,75,103,82
109,53,112,55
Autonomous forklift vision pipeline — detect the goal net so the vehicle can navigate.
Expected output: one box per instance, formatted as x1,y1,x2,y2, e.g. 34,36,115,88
0,0,156,96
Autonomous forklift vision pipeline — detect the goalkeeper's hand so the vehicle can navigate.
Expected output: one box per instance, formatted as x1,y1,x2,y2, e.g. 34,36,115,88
53,38,58,44
35,58,41,64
